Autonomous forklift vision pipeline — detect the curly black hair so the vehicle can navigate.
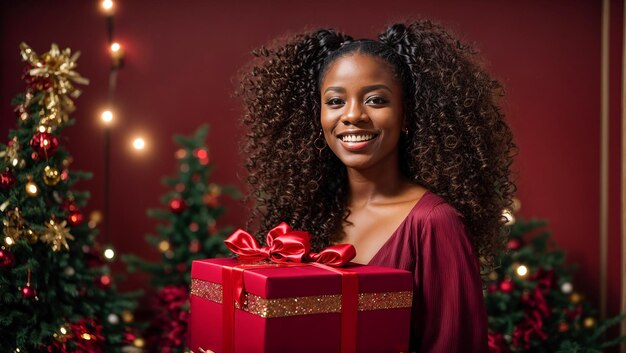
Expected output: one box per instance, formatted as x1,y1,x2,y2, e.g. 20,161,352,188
237,20,517,267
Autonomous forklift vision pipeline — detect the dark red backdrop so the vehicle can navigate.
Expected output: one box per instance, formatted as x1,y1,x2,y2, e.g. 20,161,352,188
1,0,623,323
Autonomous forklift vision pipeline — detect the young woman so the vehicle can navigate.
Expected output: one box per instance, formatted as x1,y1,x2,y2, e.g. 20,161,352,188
238,20,516,352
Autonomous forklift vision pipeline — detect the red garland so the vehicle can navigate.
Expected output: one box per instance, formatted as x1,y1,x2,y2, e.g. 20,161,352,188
487,331,510,353
511,267,555,349
42,318,104,353
145,285,189,353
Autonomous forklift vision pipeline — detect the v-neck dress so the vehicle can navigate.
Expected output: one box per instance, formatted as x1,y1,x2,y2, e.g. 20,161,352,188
367,190,488,353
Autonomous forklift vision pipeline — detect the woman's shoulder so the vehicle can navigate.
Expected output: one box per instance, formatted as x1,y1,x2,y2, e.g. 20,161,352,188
409,190,464,224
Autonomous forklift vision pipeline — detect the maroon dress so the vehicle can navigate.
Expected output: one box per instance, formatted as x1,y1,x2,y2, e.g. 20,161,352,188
367,190,488,353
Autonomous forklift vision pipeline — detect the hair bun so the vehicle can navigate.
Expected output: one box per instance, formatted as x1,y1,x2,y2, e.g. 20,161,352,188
378,23,409,48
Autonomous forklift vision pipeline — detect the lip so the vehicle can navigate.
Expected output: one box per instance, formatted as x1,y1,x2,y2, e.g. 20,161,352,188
336,132,379,152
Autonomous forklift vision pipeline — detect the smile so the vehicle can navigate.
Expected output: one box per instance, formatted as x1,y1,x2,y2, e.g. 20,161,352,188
336,132,379,151
339,134,376,142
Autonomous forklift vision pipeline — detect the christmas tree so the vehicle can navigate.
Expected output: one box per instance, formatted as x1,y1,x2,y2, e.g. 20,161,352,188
0,43,138,352
123,124,240,353
486,205,626,352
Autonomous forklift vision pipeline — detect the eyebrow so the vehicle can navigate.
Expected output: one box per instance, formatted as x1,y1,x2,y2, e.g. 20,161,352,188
323,84,393,94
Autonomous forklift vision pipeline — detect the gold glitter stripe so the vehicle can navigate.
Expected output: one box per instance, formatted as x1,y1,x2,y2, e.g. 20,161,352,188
191,278,413,318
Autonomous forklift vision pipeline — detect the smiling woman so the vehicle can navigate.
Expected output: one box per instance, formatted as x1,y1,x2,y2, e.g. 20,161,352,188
237,20,516,352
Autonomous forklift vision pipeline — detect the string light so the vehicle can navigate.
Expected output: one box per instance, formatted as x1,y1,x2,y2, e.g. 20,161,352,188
5,237,14,246
110,42,121,53
132,137,145,150
103,246,115,260
515,264,528,278
101,0,114,14
101,110,113,124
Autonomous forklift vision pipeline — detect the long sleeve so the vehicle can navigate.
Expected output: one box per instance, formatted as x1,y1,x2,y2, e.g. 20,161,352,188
412,203,488,353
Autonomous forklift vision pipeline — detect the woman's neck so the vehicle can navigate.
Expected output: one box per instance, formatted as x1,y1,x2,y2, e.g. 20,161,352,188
346,155,408,207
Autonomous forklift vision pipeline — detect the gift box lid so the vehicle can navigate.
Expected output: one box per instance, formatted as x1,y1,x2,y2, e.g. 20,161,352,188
191,257,413,299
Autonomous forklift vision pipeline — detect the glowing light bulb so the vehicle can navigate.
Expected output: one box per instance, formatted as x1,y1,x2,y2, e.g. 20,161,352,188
5,236,14,245
101,110,113,123
516,264,528,277
132,137,145,150
104,247,115,260
101,0,114,13
111,42,121,53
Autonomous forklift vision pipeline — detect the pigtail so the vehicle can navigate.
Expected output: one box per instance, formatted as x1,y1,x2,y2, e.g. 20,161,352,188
238,29,352,249
379,21,516,267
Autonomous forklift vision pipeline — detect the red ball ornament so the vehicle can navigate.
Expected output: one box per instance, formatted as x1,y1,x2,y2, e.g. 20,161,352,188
29,132,59,157
507,238,523,251
0,248,15,268
188,239,201,253
169,198,186,214
487,283,498,293
68,211,84,226
0,171,16,189
499,278,515,293
193,148,209,165
21,285,37,299
96,274,112,289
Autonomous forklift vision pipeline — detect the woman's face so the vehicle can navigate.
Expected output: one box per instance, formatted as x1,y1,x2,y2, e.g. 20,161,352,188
320,53,404,171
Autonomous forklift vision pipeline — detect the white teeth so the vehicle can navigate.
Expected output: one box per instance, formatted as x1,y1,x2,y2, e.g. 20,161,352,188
340,134,375,143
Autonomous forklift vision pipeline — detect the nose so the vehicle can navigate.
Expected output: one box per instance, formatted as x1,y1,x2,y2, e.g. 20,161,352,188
341,99,369,125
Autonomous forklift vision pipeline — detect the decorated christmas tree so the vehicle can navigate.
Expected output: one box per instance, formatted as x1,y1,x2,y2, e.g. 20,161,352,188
123,124,240,353
0,43,138,352
486,204,626,352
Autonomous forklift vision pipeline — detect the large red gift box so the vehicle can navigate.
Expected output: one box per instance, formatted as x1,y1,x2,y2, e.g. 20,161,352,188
189,257,413,353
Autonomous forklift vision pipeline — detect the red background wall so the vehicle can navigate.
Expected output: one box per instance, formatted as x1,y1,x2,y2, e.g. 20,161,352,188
1,0,623,325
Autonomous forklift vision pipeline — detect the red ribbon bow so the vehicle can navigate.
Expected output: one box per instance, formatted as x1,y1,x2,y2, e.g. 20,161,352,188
225,222,356,266
220,223,358,353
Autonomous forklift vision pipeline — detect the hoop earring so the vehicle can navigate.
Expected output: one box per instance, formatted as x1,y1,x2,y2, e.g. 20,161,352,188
314,131,327,156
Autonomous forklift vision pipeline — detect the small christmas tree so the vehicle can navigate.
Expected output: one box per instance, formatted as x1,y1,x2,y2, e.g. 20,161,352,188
0,43,138,352
485,206,626,352
124,124,240,353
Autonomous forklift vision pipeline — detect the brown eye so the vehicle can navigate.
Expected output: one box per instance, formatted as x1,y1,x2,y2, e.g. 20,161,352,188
365,96,389,105
325,98,344,106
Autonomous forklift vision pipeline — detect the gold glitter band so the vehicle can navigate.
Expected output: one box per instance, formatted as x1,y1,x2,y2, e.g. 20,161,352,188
191,278,413,318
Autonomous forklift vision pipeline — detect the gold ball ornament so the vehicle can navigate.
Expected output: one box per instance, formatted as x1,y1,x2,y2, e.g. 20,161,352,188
43,166,61,186
121,309,134,323
25,181,39,197
133,338,145,348
158,240,171,252
88,210,103,229
583,317,596,328
570,292,583,304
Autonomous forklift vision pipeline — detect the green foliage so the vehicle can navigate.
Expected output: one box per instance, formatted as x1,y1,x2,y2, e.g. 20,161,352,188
485,218,626,352
122,124,240,352
0,52,137,351
124,124,240,287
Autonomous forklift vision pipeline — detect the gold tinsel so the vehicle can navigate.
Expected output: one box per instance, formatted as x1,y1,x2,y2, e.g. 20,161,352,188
19,42,89,127
2,208,26,244
41,219,74,251
0,137,19,162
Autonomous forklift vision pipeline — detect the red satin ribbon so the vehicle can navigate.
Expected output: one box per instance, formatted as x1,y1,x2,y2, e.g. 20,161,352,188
220,223,358,353
225,222,311,263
